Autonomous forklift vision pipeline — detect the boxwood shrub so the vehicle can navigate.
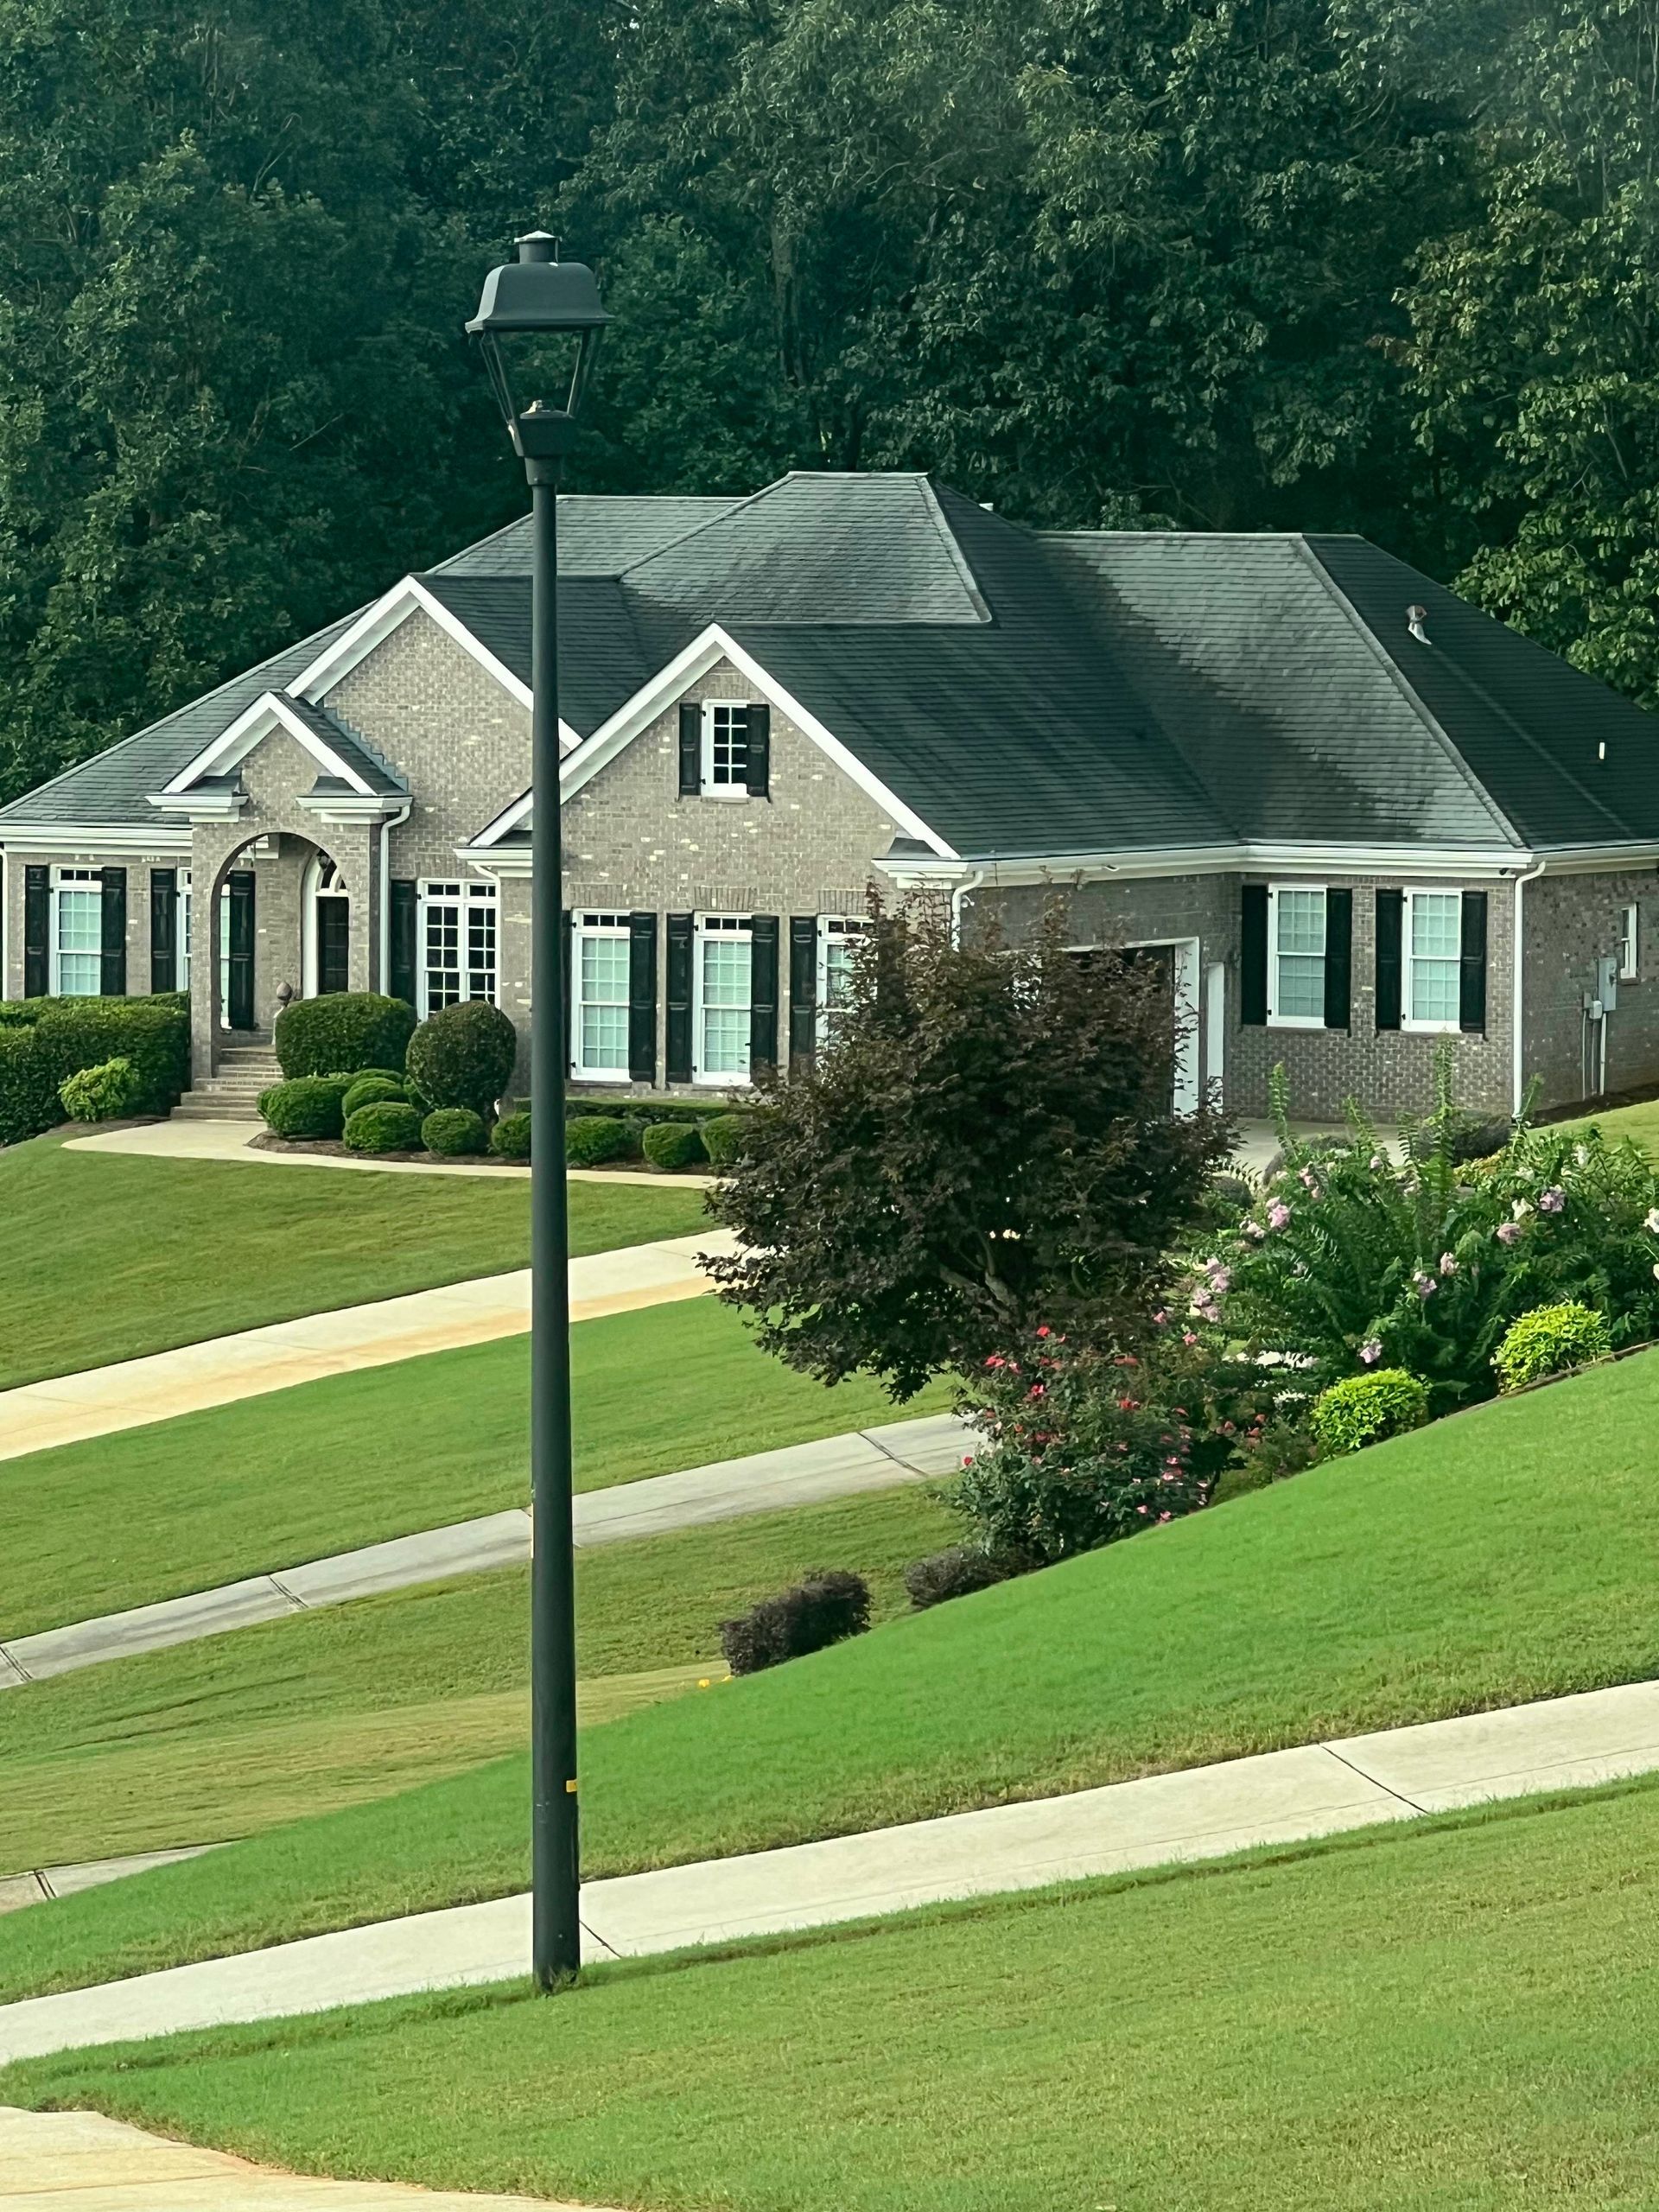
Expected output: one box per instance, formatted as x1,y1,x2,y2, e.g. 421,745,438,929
33,993,189,1116
59,1056,140,1123
903,1547,1014,1611
276,993,416,1079
699,1111,751,1168
405,1000,517,1122
1493,1301,1614,1394
641,1120,707,1172
491,1109,531,1161
343,1100,425,1154
0,1027,60,1145
422,1106,486,1157
719,1571,871,1675
341,1073,406,1119
259,1074,355,1141
1309,1369,1431,1456
566,1116,632,1166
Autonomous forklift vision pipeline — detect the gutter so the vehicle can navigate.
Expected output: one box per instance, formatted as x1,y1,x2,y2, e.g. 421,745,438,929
1512,857,1548,1117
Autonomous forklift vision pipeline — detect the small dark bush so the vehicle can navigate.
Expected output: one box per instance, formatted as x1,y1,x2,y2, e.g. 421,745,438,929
276,993,416,1079
59,1056,139,1122
343,1100,425,1154
34,993,190,1115
342,1073,405,1119
700,1112,752,1168
566,1116,632,1166
903,1547,1014,1610
0,1027,59,1145
641,1120,708,1172
1445,1116,1515,1166
563,1096,734,1128
405,1000,518,1122
259,1074,355,1140
1205,1171,1258,1226
422,1106,486,1157
719,1570,871,1675
491,1109,531,1161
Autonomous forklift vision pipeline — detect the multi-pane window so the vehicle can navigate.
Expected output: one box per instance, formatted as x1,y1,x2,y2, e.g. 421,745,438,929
419,880,497,1014
702,703,750,794
53,868,103,997
1268,887,1326,1025
817,916,863,1045
1406,891,1461,1028
697,915,752,1080
179,872,193,992
1621,902,1640,982
573,912,630,1076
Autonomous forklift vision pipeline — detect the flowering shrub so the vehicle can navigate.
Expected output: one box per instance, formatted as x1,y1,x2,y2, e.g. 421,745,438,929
1492,1301,1614,1394
1202,1061,1659,1412
1310,1369,1430,1455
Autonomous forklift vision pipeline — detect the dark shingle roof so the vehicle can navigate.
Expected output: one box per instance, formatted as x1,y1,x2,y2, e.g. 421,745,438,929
438,495,740,577
280,696,409,796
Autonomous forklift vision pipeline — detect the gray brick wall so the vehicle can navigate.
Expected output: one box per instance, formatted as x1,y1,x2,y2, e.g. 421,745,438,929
1523,868,1659,1108
3,850,185,1002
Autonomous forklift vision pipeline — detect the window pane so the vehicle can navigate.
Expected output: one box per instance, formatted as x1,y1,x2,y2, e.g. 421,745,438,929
707,705,748,787
1276,955,1325,1020
702,939,751,1006
701,935,751,1073
1408,894,1460,1023
1274,890,1325,956
1272,890,1325,1019
466,902,497,1002
581,938,628,1001
578,931,628,1069
702,1007,750,1074
582,1006,629,1068
57,889,101,995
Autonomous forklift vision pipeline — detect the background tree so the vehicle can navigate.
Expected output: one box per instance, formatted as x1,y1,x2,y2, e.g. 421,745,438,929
705,900,1231,1399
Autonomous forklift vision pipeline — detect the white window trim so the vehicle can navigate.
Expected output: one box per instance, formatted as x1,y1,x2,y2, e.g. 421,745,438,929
569,912,632,1082
1265,882,1327,1031
178,870,193,994
416,879,498,1020
51,867,105,999
815,915,863,1046
1402,886,1465,1036
1621,901,1640,982
699,701,752,800
693,913,753,1086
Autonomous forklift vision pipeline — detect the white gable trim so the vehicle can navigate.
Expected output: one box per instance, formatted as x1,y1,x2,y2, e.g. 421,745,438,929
287,575,579,749
558,624,958,857
158,691,376,799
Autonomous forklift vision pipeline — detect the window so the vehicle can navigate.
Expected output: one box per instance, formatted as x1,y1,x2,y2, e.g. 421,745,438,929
572,912,630,1077
817,916,863,1044
179,871,192,993
1405,890,1462,1031
1267,886,1326,1027
418,880,497,1015
52,868,103,997
696,915,752,1082
702,702,750,795
1621,902,1640,982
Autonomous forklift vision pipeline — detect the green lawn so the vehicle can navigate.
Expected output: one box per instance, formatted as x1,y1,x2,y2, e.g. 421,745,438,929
1555,1096,1659,1161
8,1341,1659,2003
0,1132,710,1388
11,1780,1659,2211
1,1297,952,1639
0,1484,951,1872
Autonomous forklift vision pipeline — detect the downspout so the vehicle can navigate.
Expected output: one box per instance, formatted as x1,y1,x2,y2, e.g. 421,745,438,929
379,804,411,994
1512,857,1546,1118
950,868,986,945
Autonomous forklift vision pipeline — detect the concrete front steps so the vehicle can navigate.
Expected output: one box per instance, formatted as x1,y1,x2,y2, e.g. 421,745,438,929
171,1039,278,1122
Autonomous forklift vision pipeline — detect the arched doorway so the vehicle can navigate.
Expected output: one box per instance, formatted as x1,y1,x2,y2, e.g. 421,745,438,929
301,852,352,998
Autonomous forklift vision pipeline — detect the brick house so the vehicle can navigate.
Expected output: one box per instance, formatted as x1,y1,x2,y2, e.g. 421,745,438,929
3,470,1659,1120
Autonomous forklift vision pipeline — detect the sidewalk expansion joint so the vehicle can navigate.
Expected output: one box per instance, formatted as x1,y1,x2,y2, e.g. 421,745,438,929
1319,1740,1427,1815
0,1647,30,1687
266,1574,310,1611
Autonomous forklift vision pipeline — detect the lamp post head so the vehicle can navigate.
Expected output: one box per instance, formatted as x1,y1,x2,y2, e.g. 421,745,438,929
467,233,610,467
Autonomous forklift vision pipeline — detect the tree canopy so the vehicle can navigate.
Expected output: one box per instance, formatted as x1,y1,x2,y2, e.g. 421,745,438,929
1,0,1656,804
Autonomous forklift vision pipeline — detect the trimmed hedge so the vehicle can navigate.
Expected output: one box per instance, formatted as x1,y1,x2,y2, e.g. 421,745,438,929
405,1001,517,1122
59,1057,139,1123
341,1073,406,1119
700,1112,751,1168
641,1121,707,1172
719,1570,872,1675
566,1116,632,1166
0,1027,60,1145
343,1100,425,1154
276,994,416,1080
258,1074,354,1140
0,991,189,1145
422,1106,486,1157
564,1095,741,1128
491,1109,531,1161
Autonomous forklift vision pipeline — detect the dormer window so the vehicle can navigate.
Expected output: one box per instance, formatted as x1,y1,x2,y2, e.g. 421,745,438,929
703,702,749,794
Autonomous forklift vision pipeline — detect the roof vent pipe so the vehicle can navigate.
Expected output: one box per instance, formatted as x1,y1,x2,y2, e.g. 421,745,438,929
1407,604,1431,645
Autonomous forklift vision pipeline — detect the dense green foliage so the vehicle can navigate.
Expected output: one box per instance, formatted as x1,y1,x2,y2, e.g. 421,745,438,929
0,992,188,1141
565,1114,633,1166
1309,1368,1430,1455
340,1072,406,1118
343,1099,425,1153
421,1105,486,1155
490,1109,531,1161
275,993,416,1079
257,1073,353,1139
0,1027,58,1142
404,1001,517,1122
1,0,1657,809
57,1054,137,1122
1493,1300,1616,1394
641,1120,707,1172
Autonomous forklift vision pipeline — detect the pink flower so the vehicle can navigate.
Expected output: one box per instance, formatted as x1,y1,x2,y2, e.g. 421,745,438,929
1182,1331,1198,1346
1413,1272,1436,1299
1035,1326,1052,1339
1268,1201,1291,1230
1359,1339,1382,1365
1496,1220,1522,1246
1439,1251,1458,1275
1243,1220,1265,1241
1539,1187,1565,1214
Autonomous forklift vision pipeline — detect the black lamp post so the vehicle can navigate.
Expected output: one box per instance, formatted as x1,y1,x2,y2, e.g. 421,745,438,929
467,232,609,1991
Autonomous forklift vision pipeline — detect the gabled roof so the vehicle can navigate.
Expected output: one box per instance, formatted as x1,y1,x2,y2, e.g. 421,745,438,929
415,573,688,737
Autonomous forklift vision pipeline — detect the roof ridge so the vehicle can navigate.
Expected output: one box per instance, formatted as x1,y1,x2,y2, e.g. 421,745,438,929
910,479,993,624
618,475,798,580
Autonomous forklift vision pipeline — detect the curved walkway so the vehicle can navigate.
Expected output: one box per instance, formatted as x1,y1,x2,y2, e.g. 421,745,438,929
2,1675,1655,2063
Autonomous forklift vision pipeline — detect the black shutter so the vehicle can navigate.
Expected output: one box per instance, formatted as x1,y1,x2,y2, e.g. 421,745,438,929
559,907,573,1077
1240,886,1268,1026
22,865,48,998
1459,890,1488,1033
749,913,779,1071
678,702,701,797
1323,888,1352,1030
665,912,694,1083
746,704,771,799
99,867,127,995
628,911,658,1084
789,915,817,1065
1375,889,1404,1031
149,868,178,994
389,880,417,1007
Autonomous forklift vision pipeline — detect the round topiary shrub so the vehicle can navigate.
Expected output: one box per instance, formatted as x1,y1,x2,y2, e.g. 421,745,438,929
422,1106,486,1157
1309,1369,1431,1456
275,993,416,1080
491,1109,531,1161
342,1073,406,1119
343,1100,425,1154
58,1055,140,1124
566,1116,632,1166
258,1073,355,1141
641,1120,708,1172
700,1111,752,1169
1493,1301,1614,1394
404,1001,518,1122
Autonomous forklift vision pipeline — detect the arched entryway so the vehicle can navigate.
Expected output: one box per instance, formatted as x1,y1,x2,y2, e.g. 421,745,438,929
301,851,352,998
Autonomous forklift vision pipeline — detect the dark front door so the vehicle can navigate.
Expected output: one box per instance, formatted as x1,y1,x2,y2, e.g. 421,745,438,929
226,870,256,1031
318,897,350,995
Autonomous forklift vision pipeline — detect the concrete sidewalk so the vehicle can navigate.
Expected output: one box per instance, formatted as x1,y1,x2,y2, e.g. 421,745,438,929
0,1413,969,1685
3,1675,1654,2063
0,1229,734,1466
0,1846,220,1917
0,2104,598,2209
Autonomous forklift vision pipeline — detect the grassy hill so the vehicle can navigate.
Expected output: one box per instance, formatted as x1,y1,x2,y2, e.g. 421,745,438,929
4,1338,1658,2003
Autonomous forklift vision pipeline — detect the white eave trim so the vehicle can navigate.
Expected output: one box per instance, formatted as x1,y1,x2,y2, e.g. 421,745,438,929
296,791,409,826
0,820,194,856
287,575,579,751
876,841,1548,887
556,624,957,858
157,690,377,800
